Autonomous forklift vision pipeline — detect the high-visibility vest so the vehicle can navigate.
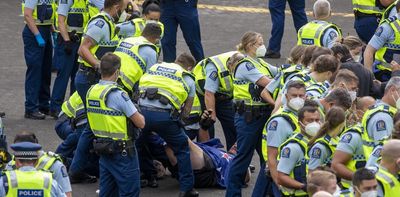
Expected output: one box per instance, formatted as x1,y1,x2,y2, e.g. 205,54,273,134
5,170,53,197
352,0,384,15
21,0,57,25
277,133,309,196
232,57,274,106
375,16,400,72
139,63,193,110
271,64,305,100
86,83,130,140
376,166,400,196
114,36,158,93
78,12,120,68
61,91,84,118
62,0,90,33
310,134,338,167
127,18,165,38
193,51,236,96
297,20,342,47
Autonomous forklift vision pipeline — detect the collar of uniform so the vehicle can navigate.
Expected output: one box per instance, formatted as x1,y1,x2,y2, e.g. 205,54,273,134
100,11,114,22
376,99,390,107
38,150,45,157
99,80,117,85
283,105,298,115
19,166,37,171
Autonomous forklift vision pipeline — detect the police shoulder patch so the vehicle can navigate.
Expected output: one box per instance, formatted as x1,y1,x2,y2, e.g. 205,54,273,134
245,62,255,71
375,26,383,37
61,166,68,177
95,20,105,28
372,147,382,157
121,92,130,102
340,133,352,143
376,120,386,132
268,120,278,131
209,71,218,81
281,147,291,158
329,31,338,40
311,147,322,159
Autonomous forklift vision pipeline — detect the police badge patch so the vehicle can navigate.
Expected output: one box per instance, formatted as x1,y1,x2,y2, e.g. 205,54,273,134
268,120,278,131
311,147,322,159
281,147,291,158
245,62,255,71
340,133,352,143
209,71,218,81
121,92,130,102
376,120,386,131
375,27,383,37
95,20,105,28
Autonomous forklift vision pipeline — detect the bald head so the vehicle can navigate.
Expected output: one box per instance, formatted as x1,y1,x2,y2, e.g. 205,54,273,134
381,139,400,162
312,191,333,197
356,96,375,111
313,0,331,20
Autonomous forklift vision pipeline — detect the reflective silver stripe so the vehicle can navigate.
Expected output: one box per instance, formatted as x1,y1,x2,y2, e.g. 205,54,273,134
92,129,126,139
314,22,331,39
119,71,135,89
191,106,201,112
100,85,116,100
43,173,51,189
69,8,88,13
114,47,146,71
211,57,232,91
393,20,400,33
66,101,75,115
9,171,18,188
353,4,383,12
37,156,52,170
377,171,395,188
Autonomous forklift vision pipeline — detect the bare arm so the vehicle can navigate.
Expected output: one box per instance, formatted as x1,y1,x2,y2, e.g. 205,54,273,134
204,91,216,120
78,36,100,68
57,15,70,41
66,192,72,197
272,94,283,114
267,147,279,184
261,88,275,105
364,45,377,72
24,8,40,35
331,150,354,180
129,112,145,129
255,76,271,88
277,172,304,189
181,97,194,119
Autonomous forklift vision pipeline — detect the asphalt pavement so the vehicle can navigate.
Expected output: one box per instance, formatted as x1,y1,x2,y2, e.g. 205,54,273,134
0,0,355,196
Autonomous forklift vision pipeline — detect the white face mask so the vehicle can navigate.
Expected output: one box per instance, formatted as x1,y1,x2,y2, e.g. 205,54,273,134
256,45,267,57
118,10,128,23
288,97,304,111
360,190,378,197
146,20,158,24
349,91,357,102
305,122,321,137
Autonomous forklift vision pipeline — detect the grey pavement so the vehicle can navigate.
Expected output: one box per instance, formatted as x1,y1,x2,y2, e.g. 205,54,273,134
0,0,354,196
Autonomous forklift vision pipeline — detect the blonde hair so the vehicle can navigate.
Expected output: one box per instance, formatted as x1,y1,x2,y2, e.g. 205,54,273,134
287,45,306,64
236,31,262,53
227,52,245,74
342,36,364,51
307,170,336,196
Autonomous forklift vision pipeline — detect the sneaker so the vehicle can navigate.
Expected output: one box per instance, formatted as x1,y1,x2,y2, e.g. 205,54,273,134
24,111,45,120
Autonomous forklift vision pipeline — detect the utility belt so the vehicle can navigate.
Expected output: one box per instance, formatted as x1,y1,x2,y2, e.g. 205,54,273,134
78,63,100,84
354,10,382,19
215,92,232,101
93,138,135,157
140,88,180,119
233,100,273,123
71,115,87,130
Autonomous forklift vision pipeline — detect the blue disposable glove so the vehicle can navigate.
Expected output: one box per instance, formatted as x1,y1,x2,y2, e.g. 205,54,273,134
35,33,45,47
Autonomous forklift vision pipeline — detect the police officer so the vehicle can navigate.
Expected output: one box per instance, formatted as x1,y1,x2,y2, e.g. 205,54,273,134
352,0,390,44
364,6,400,81
0,142,65,197
22,0,56,119
316,88,353,117
138,53,199,196
255,81,306,197
265,0,307,58
69,0,129,183
331,96,376,190
307,107,346,171
361,77,400,155
276,105,321,196
193,51,239,150
375,139,400,196
114,23,161,95
225,31,275,197
49,0,90,117
160,0,204,62
87,53,144,196
297,0,342,48
7,132,72,197
340,168,378,197
117,2,164,39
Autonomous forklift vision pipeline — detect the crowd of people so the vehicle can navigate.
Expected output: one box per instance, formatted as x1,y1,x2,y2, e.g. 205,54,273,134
5,0,400,196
